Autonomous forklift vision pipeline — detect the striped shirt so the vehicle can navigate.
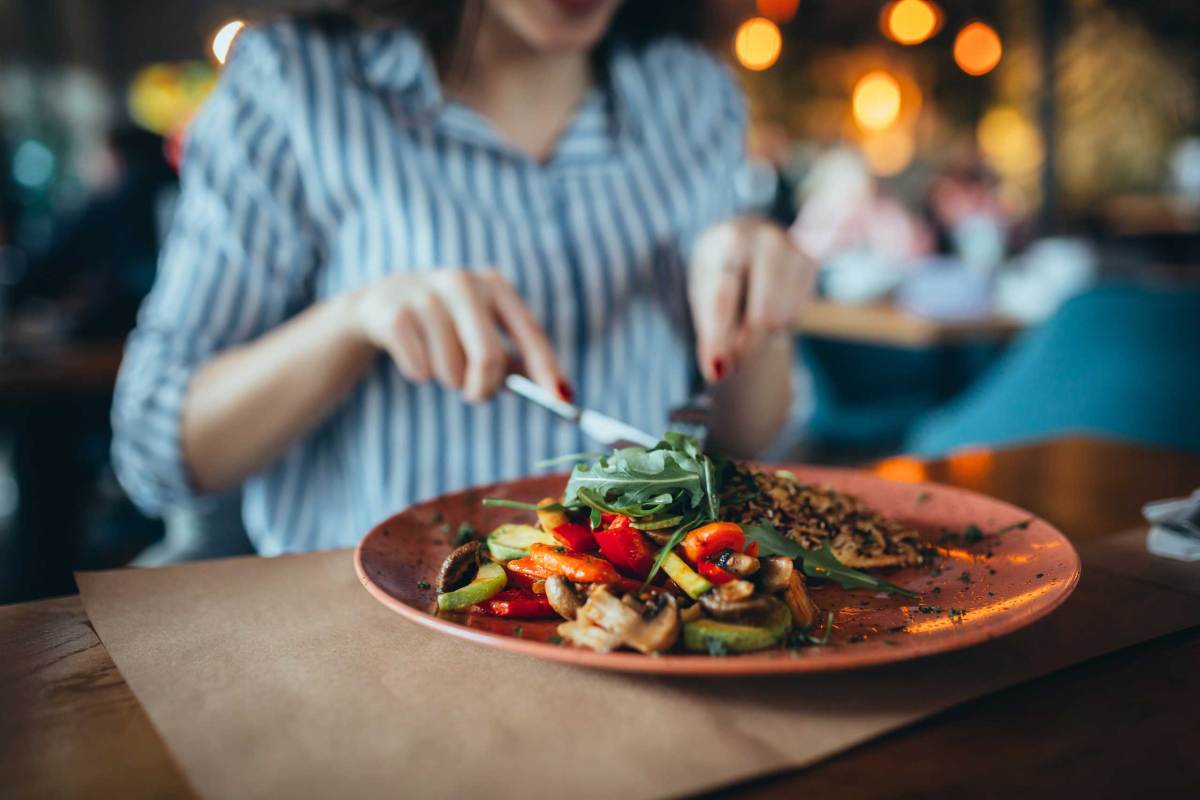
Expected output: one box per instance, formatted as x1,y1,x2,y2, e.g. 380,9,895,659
112,19,748,554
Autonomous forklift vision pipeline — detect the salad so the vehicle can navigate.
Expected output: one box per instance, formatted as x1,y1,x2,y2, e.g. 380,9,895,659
433,434,919,656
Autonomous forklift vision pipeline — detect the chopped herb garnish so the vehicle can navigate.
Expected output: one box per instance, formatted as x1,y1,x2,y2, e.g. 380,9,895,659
432,510,444,524
788,611,835,648
959,570,972,584
513,626,524,638
918,605,942,614
704,636,729,657
416,580,430,590
987,568,997,575
963,524,984,544
931,567,943,577
848,634,867,644
438,523,451,534
555,546,566,553
887,625,907,633
1036,572,1044,578
915,491,931,504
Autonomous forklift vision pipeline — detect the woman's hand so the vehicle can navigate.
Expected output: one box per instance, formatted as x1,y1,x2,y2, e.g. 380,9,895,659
688,217,816,383
353,269,570,403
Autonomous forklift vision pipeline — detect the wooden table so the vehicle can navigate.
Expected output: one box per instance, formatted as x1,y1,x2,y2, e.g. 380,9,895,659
796,299,1023,348
3,437,1199,798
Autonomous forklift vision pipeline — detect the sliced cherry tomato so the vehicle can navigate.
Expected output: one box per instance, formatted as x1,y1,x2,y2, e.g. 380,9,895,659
471,588,557,618
697,560,737,585
528,543,622,583
551,522,598,552
745,540,759,558
593,517,656,578
682,522,745,566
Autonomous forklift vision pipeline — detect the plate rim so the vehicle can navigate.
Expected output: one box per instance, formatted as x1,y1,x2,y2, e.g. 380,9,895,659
354,466,1081,675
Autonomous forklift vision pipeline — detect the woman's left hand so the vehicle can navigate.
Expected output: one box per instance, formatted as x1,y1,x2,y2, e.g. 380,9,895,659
688,216,816,383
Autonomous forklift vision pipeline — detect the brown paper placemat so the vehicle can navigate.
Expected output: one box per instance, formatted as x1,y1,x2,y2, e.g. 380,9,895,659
78,530,1200,800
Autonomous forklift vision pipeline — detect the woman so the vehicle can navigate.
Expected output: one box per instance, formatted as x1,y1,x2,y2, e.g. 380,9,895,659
112,0,814,554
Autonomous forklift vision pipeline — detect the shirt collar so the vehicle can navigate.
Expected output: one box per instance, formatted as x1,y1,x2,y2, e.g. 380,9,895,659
354,27,646,161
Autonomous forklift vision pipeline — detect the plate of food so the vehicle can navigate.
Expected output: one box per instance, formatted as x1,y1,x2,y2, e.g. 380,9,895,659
355,434,1080,674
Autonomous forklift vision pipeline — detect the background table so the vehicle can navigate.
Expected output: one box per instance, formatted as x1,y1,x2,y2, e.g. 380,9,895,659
795,299,1022,348
3,436,1199,798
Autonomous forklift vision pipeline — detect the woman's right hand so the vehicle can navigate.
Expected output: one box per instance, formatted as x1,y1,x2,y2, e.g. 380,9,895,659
352,269,571,404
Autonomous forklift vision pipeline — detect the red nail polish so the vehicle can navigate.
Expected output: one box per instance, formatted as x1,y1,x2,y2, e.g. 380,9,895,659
557,380,574,403
712,357,726,380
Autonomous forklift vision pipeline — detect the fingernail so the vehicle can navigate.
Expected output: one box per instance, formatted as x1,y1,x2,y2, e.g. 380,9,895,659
557,379,574,403
712,357,726,380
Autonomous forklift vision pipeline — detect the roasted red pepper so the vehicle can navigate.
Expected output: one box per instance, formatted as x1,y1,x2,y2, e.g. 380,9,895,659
745,540,759,558
681,522,745,566
528,543,622,583
551,522,598,552
471,588,557,618
697,560,737,585
592,516,656,578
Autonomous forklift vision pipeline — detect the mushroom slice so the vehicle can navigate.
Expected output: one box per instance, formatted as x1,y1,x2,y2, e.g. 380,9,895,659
719,552,760,578
544,575,586,620
699,582,774,624
556,619,624,653
758,556,793,593
580,585,642,634
622,592,679,654
436,540,482,592
784,571,820,629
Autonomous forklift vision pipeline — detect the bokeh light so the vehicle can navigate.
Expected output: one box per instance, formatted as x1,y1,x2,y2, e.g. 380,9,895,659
756,0,799,23
977,105,1044,177
852,70,902,131
734,17,783,72
127,63,218,135
882,0,941,46
212,20,245,66
954,21,1003,76
861,128,916,176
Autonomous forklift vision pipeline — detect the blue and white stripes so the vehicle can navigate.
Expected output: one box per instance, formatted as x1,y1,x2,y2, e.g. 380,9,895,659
112,19,747,554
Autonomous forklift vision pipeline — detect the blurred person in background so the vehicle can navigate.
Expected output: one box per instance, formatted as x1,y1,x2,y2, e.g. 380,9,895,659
112,0,816,555
9,126,175,338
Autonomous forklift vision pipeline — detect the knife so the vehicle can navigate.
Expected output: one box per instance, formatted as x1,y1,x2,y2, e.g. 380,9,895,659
504,374,659,450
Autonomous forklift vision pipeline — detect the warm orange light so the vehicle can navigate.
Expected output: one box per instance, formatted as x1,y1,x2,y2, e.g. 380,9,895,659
852,70,902,131
861,128,916,176
946,447,994,489
756,0,800,23
953,21,1002,76
734,17,783,72
212,20,245,66
873,455,927,484
883,0,940,45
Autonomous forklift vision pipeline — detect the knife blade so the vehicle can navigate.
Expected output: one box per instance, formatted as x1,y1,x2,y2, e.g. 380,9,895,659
504,374,659,450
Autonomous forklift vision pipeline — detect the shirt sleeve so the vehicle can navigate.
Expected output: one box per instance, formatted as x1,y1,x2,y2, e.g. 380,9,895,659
111,26,318,514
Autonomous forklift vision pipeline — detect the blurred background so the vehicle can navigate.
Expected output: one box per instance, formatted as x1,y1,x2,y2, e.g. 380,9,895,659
1,0,1197,603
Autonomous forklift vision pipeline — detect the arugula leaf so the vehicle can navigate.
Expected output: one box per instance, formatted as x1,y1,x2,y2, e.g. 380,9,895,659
482,498,564,512
741,523,918,598
534,451,602,468
563,435,709,511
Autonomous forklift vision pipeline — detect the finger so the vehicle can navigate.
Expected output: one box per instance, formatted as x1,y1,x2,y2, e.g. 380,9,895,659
690,228,750,382
384,305,431,383
737,232,792,362
432,271,507,402
482,271,571,401
417,294,466,390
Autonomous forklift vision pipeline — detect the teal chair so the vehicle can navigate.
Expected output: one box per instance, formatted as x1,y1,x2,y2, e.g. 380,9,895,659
907,285,1200,456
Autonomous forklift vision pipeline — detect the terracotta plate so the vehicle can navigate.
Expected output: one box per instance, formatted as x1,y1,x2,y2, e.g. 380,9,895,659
355,466,1080,675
